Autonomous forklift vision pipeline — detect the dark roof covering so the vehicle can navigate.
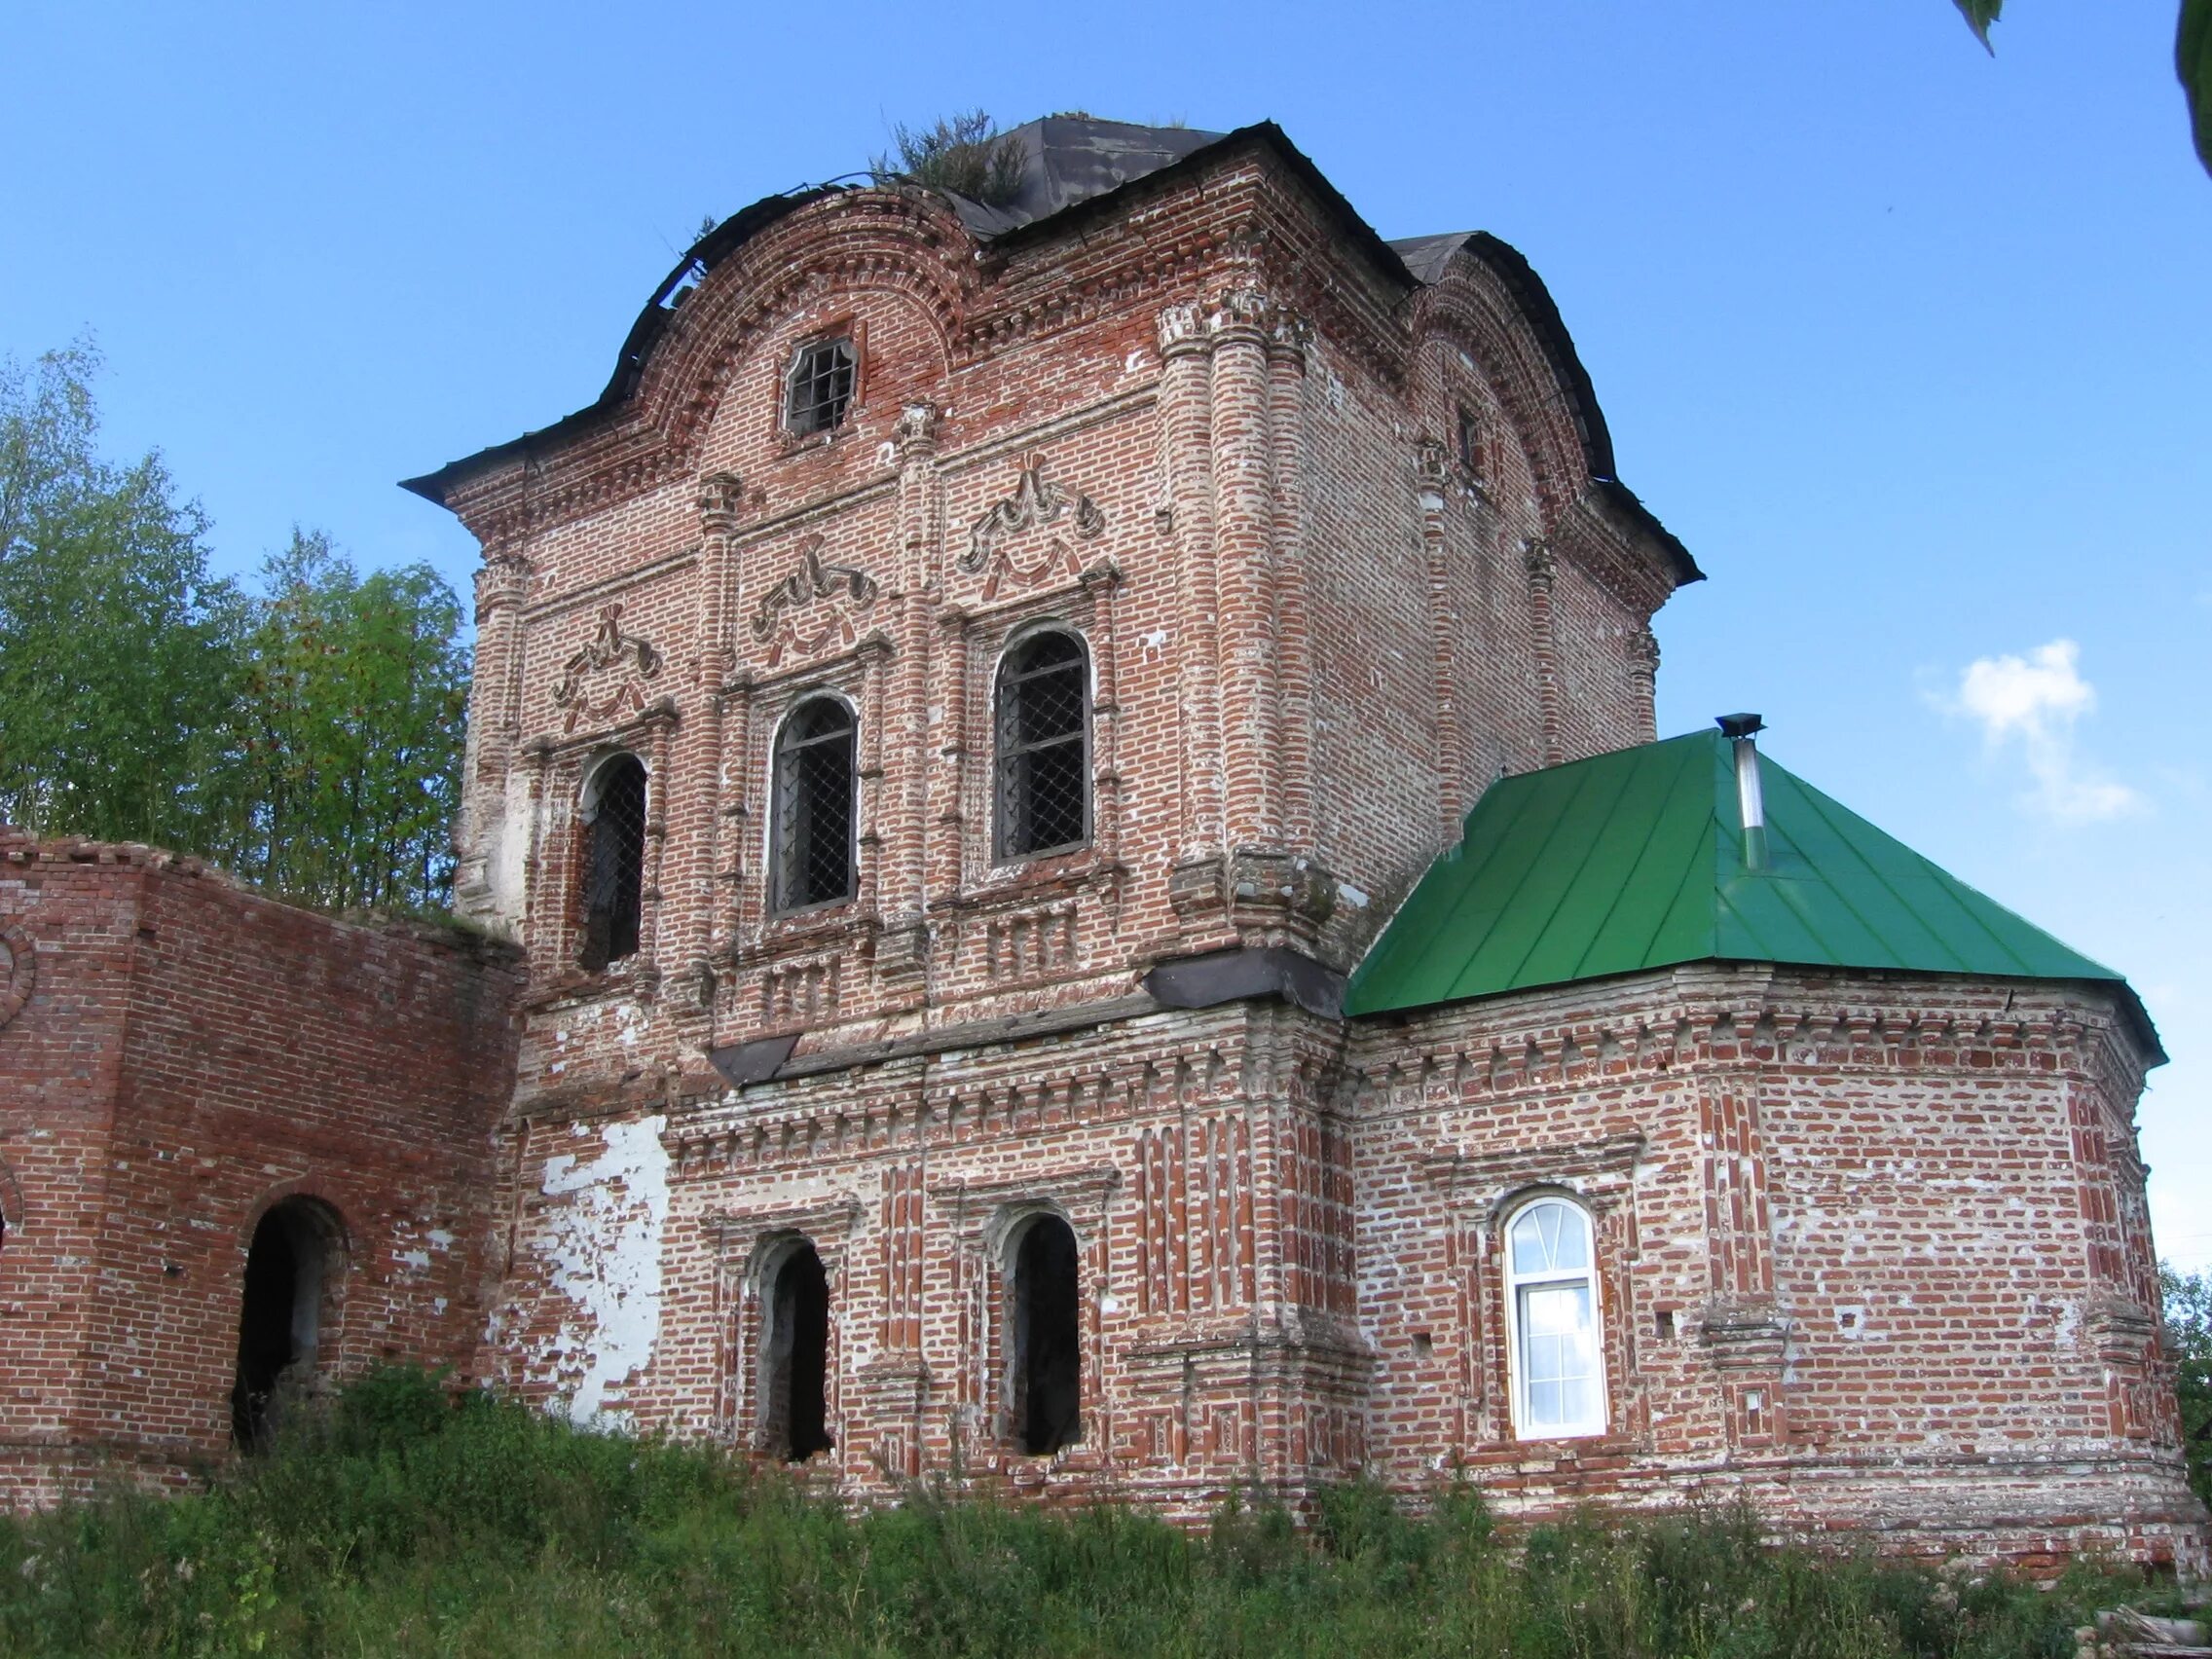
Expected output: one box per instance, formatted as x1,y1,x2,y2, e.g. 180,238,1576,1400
1344,727,2158,1059
1388,230,1698,586
941,116,1227,237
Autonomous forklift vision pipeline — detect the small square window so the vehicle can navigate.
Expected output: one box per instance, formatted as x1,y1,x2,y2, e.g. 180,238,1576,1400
786,338,856,437
1455,404,1483,478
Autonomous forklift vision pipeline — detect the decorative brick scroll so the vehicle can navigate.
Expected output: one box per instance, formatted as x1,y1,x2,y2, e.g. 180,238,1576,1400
751,536,880,667
552,604,664,733
960,456,1106,600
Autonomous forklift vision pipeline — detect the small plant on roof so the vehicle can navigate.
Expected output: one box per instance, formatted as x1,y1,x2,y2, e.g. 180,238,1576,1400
871,110,1026,207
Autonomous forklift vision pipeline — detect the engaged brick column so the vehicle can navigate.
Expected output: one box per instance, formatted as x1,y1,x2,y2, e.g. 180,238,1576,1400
1417,438,1464,834
880,404,940,986
455,551,530,921
1158,302,1224,858
1207,288,1279,850
1523,535,1565,767
1267,312,1314,852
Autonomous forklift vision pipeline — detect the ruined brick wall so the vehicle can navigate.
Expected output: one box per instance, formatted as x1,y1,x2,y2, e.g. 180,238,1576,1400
0,836,519,1507
0,843,136,1508
1355,962,2206,1575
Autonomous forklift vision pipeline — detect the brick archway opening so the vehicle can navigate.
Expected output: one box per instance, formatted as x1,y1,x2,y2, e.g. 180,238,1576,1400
231,1197,344,1451
1011,1214,1081,1455
761,1241,832,1462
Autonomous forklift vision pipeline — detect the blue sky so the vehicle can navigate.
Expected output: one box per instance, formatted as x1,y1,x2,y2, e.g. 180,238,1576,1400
6,2,2205,1266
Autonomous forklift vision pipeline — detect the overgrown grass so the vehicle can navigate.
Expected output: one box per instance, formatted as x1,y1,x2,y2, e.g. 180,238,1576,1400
0,1368,2133,1657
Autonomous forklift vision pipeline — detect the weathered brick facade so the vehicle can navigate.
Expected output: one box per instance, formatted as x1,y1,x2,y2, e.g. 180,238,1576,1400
0,835,518,1506
0,118,2198,1573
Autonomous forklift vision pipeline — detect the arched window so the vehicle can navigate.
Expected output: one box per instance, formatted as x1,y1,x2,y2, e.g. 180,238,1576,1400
1502,1195,1606,1439
1008,1213,1082,1455
994,630,1090,861
578,755,648,970
232,1198,344,1451
771,696,857,911
757,1239,832,1462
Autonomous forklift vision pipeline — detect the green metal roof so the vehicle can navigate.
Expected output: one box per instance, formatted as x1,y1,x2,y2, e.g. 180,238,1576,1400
1345,729,2151,1049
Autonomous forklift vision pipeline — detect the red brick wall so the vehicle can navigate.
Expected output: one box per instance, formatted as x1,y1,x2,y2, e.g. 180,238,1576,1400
1357,963,2205,1574
415,132,2202,1573
0,836,518,1507
441,144,1687,1117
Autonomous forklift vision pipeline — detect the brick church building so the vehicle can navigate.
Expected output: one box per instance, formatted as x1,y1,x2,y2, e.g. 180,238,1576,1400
1,117,2202,1572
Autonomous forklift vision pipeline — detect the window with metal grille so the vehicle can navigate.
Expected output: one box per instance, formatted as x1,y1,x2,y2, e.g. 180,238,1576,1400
577,755,647,970
785,337,856,437
994,630,1090,861
771,696,857,911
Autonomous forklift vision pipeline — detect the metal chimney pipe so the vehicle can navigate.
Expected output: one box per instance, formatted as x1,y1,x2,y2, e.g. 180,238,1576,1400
1715,714,1767,871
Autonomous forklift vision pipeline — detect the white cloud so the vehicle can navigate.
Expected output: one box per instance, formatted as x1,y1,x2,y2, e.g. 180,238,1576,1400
1932,639,2145,825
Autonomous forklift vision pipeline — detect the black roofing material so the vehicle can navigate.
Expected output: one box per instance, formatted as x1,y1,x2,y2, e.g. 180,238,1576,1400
1144,945,1345,1020
940,115,1226,237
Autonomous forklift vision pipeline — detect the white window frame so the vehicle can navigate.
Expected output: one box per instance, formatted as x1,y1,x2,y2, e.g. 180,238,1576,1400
1501,1193,1607,1441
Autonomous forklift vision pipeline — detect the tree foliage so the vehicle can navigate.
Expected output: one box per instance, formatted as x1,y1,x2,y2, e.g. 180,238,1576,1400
872,110,1027,206
0,344,467,913
232,531,468,910
1952,0,2212,175
2164,1264,2212,1505
0,343,243,851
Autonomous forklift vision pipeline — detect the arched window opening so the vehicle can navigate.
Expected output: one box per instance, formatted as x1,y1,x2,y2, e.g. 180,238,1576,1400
994,631,1090,861
232,1198,342,1452
1009,1214,1082,1455
578,755,648,970
758,1241,832,1462
771,697,857,911
1502,1195,1605,1440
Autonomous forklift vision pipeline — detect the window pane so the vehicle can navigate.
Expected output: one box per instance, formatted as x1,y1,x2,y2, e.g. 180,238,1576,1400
1509,1199,1590,1274
1520,1283,1600,1431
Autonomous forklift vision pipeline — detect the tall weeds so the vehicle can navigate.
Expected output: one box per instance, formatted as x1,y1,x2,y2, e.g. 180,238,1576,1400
0,1367,2131,1657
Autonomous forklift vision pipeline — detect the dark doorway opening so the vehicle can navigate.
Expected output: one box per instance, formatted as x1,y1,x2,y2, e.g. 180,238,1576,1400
231,1198,339,1451
761,1242,832,1462
1013,1215,1081,1455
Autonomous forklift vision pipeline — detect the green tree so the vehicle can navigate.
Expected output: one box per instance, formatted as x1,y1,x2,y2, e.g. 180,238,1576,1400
0,342,244,845
236,530,467,911
1953,1,2212,175
2164,1265,2212,1505
0,346,469,914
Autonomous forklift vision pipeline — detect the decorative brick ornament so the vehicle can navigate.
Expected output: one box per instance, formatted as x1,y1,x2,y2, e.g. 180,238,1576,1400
0,924,33,1035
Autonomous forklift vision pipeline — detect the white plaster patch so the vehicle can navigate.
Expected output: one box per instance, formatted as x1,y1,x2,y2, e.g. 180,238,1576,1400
535,1115,671,1428
1338,882,1371,909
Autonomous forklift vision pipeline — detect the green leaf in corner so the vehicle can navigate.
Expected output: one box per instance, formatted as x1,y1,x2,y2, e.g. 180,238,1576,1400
1952,0,2002,51
2182,0,2212,174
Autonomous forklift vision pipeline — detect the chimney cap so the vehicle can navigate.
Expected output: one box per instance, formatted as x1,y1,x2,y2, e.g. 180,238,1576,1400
1715,713,1765,740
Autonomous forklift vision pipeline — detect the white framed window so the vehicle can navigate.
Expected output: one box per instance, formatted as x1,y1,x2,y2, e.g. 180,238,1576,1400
1502,1194,1606,1439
